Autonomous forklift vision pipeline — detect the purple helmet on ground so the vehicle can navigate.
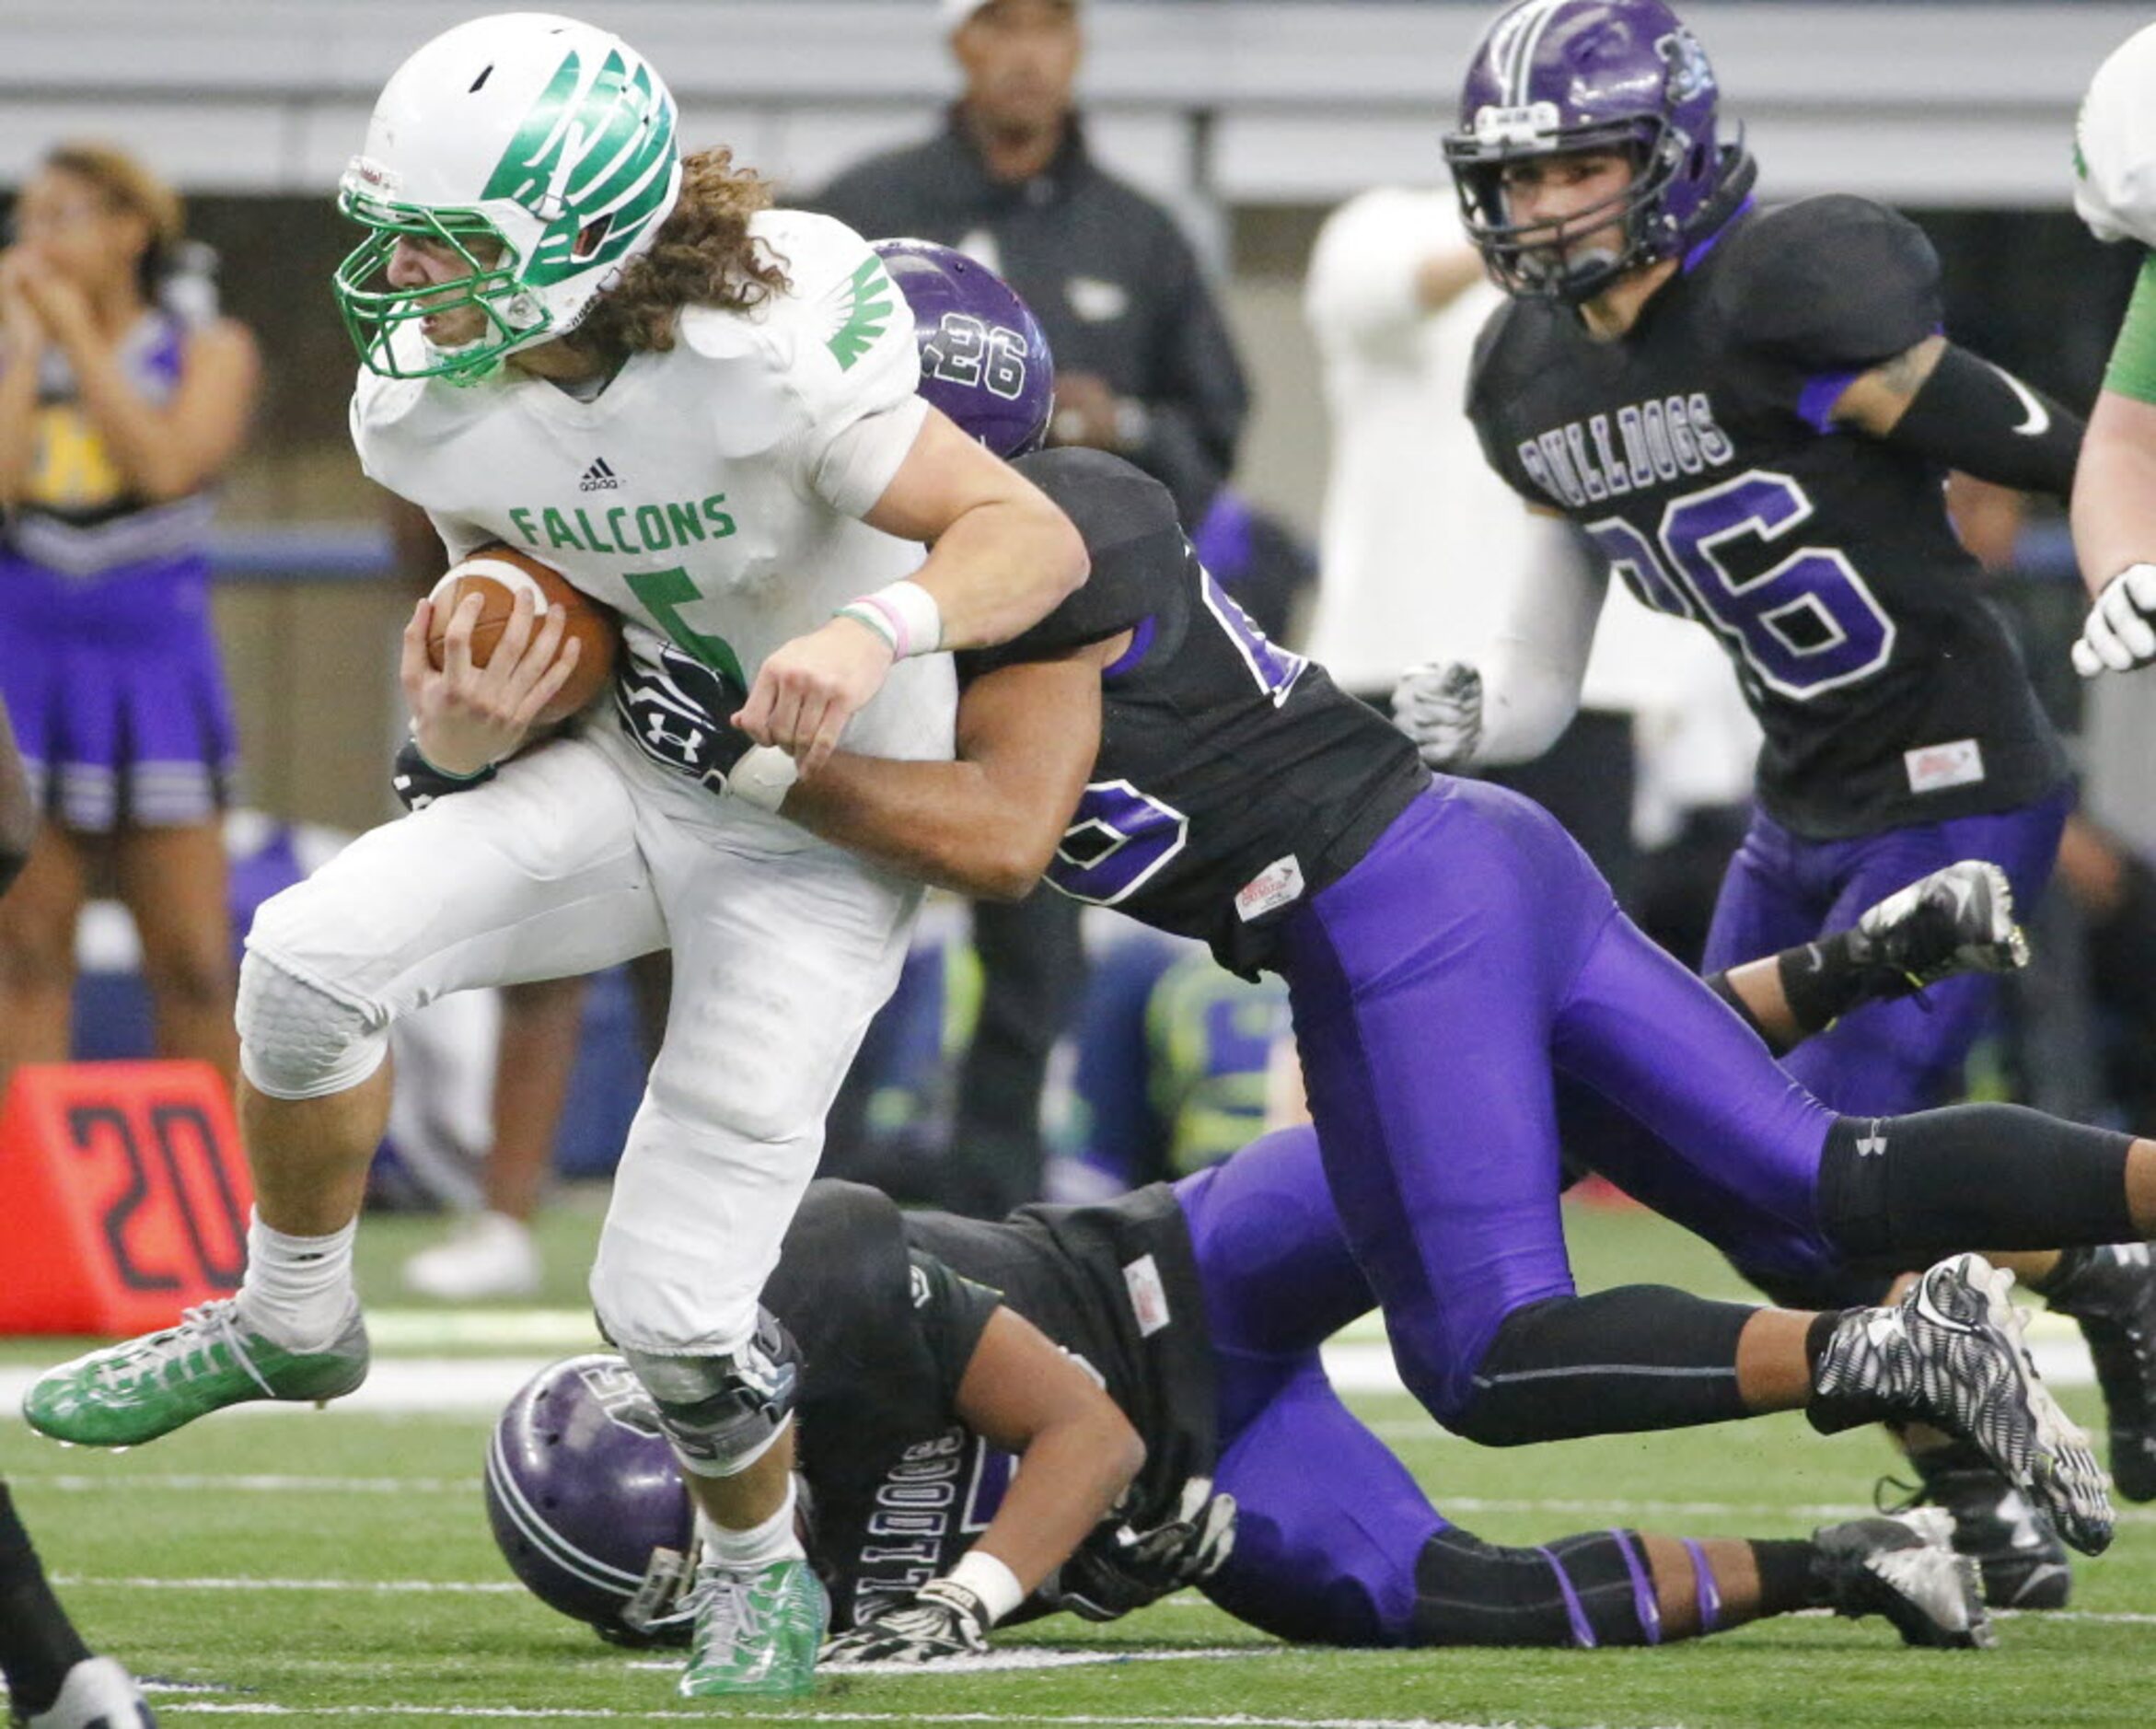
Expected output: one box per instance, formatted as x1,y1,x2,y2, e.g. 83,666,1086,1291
485,1353,695,1648
875,238,1055,459
1442,0,1742,302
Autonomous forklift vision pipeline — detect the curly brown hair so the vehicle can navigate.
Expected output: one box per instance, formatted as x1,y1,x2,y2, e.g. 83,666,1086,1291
568,148,792,366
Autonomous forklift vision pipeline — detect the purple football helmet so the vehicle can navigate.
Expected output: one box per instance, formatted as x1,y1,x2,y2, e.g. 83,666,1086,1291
875,238,1055,459
485,1353,696,1647
1443,0,1735,301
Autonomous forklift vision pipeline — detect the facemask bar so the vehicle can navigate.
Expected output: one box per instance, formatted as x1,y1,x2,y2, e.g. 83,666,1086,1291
332,193,543,382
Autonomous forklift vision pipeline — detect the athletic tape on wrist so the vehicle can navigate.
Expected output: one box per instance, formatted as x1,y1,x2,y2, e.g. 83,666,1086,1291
947,1549,1025,1626
730,745,799,813
839,578,943,660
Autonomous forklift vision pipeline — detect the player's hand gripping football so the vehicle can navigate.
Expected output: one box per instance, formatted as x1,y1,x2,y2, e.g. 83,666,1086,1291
735,614,897,779
1055,1480,1237,1621
1390,660,1485,770
400,586,579,778
819,1576,991,1665
2074,563,2156,677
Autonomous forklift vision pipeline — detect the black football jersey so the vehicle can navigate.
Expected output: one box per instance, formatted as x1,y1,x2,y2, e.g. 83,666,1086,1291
762,1178,1214,1631
1466,195,2068,840
960,448,1429,976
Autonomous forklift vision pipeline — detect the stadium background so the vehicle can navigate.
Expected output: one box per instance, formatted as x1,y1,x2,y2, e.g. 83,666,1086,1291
6,6,2156,1724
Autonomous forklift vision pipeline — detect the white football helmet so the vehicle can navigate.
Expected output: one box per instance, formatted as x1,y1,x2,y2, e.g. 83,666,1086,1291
2075,21,2156,248
333,12,683,380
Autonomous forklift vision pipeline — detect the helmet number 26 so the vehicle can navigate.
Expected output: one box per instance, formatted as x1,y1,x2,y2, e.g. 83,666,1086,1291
922,313,1029,403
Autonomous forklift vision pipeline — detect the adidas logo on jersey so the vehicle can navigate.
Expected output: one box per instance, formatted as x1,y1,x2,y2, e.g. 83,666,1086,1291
579,458,621,493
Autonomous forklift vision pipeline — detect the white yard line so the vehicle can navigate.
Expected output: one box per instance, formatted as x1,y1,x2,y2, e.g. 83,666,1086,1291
147,1709,1589,1728
0,1329,2097,1421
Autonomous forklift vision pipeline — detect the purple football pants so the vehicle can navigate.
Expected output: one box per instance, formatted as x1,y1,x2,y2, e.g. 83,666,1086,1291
1273,779,1837,1424
1178,1126,1440,1645
1701,790,2069,1116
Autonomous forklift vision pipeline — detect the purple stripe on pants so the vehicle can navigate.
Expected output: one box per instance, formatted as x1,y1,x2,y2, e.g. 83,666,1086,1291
1702,789,2069,1116
1275,779,1837,1423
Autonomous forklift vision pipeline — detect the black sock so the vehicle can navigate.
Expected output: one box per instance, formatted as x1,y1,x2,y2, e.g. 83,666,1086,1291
1777,930,1907,1034
1802,1309,1844,1378
1752,1538,1824,1615
0,1481,95,1716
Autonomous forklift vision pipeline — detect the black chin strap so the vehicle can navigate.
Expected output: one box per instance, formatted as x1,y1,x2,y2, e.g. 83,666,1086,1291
1687,143,1758,246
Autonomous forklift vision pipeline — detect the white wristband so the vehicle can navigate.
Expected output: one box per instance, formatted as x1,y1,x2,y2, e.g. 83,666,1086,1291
946,1549,1026,1627
839,578,944,660
730,744,799,813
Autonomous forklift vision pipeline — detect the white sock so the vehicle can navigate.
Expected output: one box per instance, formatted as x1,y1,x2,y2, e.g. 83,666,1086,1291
698,1475,804,1570
238,1212,358,1349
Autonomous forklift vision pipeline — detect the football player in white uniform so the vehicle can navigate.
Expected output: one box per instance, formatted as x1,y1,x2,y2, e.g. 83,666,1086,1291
2070,21,2156,677
21,12,1084,1700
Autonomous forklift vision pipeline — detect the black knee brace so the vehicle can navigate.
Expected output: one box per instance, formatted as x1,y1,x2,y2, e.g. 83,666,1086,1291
1818,1107,2137,1262
1408,1526,1659,1648
1449,1289,1752,1446
620,1306,802,1479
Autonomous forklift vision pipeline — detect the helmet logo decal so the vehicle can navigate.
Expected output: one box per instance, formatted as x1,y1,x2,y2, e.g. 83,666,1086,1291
480,44,678,289
1658,29,1715,104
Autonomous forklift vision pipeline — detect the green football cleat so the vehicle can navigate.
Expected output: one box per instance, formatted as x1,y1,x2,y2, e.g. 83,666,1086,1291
20,1298,369,1448
678,1556,829,1699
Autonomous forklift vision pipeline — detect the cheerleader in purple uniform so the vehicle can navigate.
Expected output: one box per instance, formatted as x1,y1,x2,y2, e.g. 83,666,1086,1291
0,143,260,1092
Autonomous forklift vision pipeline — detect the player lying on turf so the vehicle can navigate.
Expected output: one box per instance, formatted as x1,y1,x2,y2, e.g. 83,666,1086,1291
482,865,2026,1664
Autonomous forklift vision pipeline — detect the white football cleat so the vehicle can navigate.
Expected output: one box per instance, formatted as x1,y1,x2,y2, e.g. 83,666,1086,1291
400,1211,541,1300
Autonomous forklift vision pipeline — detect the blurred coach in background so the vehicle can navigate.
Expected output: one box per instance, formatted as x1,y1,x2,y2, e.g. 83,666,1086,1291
811,0,1253,1217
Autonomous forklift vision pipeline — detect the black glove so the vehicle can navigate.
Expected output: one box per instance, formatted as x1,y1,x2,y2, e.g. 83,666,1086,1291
390,734,496,812
613,640,755,795
820,1576,991,1665
1053,1480,1237,1621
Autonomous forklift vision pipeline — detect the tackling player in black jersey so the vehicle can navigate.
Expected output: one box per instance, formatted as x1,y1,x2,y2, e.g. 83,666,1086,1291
442,241,2156,1598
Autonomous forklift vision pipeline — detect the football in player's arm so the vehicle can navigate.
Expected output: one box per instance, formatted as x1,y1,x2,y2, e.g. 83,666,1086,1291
2069,19,2156,676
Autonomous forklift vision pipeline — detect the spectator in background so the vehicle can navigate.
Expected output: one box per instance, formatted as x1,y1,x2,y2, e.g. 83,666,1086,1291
1303,183,1705,911
812,0,1251,1215
814,0,1248,528
0,143,260,1098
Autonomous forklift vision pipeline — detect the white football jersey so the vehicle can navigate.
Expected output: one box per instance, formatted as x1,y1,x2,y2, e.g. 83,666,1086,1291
2076,23,2156,247
352,208,952,763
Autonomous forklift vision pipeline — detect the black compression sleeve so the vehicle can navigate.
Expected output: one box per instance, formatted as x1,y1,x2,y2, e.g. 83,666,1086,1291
1883,343,2083,500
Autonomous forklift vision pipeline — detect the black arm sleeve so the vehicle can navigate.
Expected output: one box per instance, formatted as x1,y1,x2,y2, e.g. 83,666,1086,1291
1882,343,2084,500
956,448,1188,678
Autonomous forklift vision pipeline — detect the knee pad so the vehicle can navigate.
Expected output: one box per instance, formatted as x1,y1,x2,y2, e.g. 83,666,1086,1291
1409,1526,1658,1648
619,1307,801,1480
236,950,389,1101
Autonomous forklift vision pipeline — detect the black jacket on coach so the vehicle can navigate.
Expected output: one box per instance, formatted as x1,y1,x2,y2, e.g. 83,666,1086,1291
810,110,1250,526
